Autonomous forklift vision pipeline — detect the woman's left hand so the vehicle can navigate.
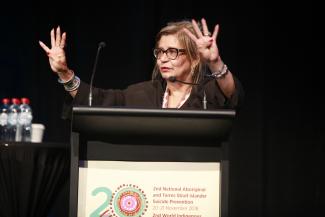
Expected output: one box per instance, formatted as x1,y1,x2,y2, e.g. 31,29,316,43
183,18,220,64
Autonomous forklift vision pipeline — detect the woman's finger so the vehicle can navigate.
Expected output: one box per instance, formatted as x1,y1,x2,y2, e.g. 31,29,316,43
183,28,198,42
50,28,55,48
191,19,203,37
39,41,51,54
60,32,66,48
55,26,61,47
212,24,219,41
201,18,211,36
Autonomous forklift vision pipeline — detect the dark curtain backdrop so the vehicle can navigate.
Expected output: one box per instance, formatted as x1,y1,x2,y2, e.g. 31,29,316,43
1,1,322,217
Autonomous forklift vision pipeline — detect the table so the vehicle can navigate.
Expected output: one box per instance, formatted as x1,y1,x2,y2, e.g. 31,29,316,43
0,141,69,217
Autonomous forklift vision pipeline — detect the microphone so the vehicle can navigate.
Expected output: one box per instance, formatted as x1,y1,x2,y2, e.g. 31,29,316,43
167,76,213,110
89,41,106,106
167,76,199,85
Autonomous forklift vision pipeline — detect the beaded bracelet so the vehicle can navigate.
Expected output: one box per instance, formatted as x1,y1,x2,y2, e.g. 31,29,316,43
211,64,228,79
57,71,81,92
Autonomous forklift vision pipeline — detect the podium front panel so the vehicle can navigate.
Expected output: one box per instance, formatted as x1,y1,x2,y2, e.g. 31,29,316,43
78,161,221,217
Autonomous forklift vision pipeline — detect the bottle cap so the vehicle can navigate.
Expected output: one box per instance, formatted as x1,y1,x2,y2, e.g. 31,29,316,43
2,98,10,104
21,97,30,104
11,98,21,105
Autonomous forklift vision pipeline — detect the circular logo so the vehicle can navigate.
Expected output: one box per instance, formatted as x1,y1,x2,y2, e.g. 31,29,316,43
110,184,148,217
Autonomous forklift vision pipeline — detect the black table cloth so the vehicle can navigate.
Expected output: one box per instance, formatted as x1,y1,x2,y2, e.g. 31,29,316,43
0,142,69,217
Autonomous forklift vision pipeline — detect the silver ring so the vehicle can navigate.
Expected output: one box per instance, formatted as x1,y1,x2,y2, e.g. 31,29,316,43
204,33,211,36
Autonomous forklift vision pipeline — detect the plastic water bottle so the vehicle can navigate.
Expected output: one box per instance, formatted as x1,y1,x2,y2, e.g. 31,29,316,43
7,98,21,141
0,98,10,141
18,97,33,142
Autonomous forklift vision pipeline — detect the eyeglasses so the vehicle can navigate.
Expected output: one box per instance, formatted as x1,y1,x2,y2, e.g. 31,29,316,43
153,48,186,60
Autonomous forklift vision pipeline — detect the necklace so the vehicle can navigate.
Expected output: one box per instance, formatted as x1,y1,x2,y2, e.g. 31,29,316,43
162,87,192,108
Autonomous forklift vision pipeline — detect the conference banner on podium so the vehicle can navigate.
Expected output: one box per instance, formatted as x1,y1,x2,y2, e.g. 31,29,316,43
78,161,221,217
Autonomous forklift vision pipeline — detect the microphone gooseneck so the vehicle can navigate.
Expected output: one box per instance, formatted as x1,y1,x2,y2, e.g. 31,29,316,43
167,76,199,85
203,91,207,110
167,76,213,110
89,41,106,107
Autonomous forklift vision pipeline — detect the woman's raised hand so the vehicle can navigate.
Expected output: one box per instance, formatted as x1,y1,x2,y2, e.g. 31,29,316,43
183,18,220,64
39,26,72,80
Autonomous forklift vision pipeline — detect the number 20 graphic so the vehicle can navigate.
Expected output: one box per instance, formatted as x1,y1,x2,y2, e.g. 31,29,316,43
89,187,112,217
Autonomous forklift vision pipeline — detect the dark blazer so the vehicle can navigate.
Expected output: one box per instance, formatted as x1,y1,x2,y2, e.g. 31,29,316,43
62,78,244,119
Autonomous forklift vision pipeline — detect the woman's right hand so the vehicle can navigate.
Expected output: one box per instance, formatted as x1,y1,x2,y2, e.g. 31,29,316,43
39,26,73,81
